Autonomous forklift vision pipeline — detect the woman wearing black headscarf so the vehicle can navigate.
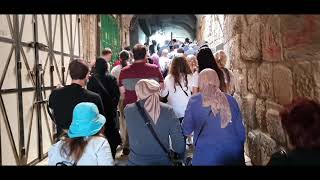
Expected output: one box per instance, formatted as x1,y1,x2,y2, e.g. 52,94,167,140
87,57,121,159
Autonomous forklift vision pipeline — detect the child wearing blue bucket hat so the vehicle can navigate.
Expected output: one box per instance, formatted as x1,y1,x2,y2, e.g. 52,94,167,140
48,102,114,166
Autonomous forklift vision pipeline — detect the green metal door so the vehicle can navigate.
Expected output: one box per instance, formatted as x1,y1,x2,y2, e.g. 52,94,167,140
100,15,121,67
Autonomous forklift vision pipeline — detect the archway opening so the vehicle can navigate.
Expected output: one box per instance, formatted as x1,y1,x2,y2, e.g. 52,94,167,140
129,15,197,49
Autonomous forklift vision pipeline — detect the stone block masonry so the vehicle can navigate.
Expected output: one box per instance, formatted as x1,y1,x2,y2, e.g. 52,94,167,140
197,14,320,165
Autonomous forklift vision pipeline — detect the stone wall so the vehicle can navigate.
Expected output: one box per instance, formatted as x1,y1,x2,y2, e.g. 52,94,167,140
120,15,134,48
81,15,97,64
199,15,320,165
202,15,225,52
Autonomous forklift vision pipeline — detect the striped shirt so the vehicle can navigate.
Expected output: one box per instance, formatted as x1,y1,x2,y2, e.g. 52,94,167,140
119,61,164,107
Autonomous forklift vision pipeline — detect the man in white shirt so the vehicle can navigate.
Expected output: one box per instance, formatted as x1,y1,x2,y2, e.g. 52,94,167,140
111,50,130,84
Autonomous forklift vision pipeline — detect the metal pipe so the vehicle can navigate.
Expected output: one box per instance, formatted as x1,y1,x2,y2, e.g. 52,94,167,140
49,15,54,89
14,15,26,165
0,36,78,58
0,86,54,94
0,95,19,164
33,15,43,160
96,15,100,57
70,15,73,60
78,15,81,58
60,15,65,85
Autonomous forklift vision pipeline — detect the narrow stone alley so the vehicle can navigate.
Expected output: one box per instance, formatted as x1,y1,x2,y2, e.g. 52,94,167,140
0,14,319,165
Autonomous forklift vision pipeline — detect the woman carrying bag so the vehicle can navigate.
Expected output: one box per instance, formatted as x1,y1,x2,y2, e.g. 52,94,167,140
87,57,122,159
160,54,192,123
124,79,186,165
182,69,245,166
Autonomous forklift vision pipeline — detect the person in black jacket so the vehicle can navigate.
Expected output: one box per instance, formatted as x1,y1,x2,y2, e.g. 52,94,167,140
268,98,320,165
87,57,121,159
49,59,104,139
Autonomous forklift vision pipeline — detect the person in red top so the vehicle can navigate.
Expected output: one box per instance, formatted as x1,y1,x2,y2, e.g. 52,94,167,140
119,44,164,107
113,47,132,67
113,59,121,67
118,43,164,155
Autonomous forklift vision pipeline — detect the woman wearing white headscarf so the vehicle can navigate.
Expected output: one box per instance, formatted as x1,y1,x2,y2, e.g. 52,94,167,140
124,79,185,165
182,68,245,165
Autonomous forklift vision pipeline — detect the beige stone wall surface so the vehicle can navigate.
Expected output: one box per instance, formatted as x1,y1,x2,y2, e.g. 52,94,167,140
198,15,320,165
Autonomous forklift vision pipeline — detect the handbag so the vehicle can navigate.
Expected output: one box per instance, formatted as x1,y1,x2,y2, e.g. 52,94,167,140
56,158,78,166
56,161,77,166
135,101,183,166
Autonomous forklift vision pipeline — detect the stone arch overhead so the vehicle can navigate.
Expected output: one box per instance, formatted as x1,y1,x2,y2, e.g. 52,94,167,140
128,15,198,40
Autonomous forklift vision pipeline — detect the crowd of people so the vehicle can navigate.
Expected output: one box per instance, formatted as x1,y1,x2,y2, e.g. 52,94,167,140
47,38,320,166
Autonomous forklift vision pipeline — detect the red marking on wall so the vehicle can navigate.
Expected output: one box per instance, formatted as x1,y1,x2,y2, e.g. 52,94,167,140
263,25,281,61
283,15,316,48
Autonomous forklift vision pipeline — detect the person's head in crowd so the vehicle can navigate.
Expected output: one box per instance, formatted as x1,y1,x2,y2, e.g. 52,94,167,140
186,54,198,73
280,98,320,150
95,57,109,75
102,48,112,62
197,47,226,92
61,102,106,163
198,68,231,128
170,54,192,92
119,50,130,68
152,40,157,45
147,57,153,64
144,42,149,49
172,39,177,43
200,44,209,48
161,49,169,57
69,59,90,87
198,40,209,49
169,45,174,52
215,50,228,69
135,79,161,124
177,48,184,54
173,43,180,50
151,53,160,69
133,44,147,62
185,38,190,44
124,46,131,51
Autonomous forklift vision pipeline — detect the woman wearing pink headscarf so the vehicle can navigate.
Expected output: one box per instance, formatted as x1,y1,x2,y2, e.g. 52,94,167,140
182,68,245,165
151,53,161,70
124,79,185,165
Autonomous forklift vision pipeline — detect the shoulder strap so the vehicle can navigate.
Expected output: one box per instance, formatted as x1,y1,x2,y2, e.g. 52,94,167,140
92,75,117,108
93,75,111,97
47,101,56,124
56,160,77,166
177,80,189,97
135,102,169,155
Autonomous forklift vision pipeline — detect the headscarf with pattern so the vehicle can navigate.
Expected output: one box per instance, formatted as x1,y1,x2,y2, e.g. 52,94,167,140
199,68,232,128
